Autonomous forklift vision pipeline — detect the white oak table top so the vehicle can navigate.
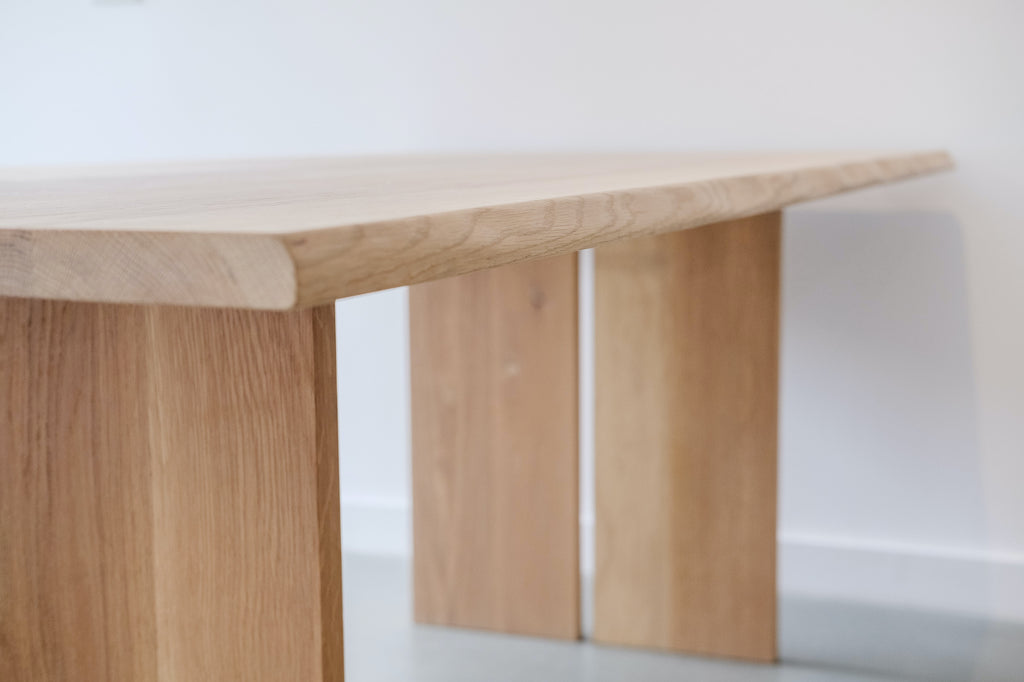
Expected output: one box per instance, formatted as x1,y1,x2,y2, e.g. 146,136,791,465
0,151,952,309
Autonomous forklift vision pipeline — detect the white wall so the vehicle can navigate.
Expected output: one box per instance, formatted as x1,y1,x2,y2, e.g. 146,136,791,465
3,0,1023,620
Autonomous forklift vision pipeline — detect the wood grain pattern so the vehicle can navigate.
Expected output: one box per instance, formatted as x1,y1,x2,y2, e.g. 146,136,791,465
0,300,156,681
0,151,951,308
593,213,781,662
0,298,344,682
410,255,580,639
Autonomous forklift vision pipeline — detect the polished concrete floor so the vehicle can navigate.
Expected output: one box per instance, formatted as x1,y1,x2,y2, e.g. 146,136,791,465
342,554,1024,681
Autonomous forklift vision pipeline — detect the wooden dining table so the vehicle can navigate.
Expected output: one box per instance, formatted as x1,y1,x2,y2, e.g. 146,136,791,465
0,150,953,681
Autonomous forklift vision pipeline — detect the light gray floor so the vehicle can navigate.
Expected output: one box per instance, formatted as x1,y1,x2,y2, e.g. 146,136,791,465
342,554,1024,682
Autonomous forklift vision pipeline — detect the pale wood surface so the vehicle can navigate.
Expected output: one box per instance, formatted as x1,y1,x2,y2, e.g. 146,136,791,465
410,255,580,639
0,299,344,682
0,300,157,681
0,151,951,308
593,213,781,661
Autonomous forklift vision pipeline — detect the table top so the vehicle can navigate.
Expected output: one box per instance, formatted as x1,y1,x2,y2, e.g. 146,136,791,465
0,150,952,309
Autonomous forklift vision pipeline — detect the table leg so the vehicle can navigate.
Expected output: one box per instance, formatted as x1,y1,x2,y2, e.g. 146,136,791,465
409,255,580,639
0,299,343,681
593,212,781,662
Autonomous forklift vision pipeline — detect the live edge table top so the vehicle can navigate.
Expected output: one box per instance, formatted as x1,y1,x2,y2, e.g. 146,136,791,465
0,151,952,310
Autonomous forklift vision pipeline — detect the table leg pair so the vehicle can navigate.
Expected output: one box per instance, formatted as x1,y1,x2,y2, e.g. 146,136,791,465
0,211,778,681
411,211,780,662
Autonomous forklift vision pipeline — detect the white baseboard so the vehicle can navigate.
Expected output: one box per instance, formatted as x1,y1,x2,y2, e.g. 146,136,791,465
341,496,411,556
341,499,1024,623
777,532,1024,623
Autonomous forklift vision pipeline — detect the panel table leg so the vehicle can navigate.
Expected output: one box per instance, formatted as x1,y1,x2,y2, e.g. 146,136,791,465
593,212,781,662
410,254,580,640
0,299,343,682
